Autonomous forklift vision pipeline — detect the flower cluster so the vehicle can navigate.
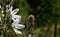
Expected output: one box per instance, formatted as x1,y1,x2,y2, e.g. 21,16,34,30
9,6,25,34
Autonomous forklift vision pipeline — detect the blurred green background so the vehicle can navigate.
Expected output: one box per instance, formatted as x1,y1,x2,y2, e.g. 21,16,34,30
0,0,60,37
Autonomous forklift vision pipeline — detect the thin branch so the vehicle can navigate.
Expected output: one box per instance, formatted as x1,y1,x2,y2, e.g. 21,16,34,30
9,0,14,6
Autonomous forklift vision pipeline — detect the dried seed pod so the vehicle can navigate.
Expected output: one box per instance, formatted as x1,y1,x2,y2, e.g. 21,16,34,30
28,15,35,22
25,15,35,37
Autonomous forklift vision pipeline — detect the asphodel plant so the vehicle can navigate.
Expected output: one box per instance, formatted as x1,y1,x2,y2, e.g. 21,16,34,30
0,0,25,37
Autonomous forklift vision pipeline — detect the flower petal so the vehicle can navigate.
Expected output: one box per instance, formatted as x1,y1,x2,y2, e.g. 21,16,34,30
12,17,20,22
12,8,19,15
12,15,21,19
15,24,25,29
9,6,13,14
12,18,21,24
13,28,22,34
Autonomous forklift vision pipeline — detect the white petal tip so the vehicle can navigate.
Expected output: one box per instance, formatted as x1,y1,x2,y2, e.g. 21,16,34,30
2,14,4,17
2,11,4,13
13,28,22,35
0,5,1,8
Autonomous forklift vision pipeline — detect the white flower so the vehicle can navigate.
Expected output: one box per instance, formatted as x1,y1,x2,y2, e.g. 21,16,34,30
9,6,19,15
9,6,25,34
12,23,25,29
12,23,25,34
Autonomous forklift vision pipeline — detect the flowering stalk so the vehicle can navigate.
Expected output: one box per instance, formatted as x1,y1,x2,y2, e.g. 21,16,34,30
8,6,25,34
0,0,6,37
